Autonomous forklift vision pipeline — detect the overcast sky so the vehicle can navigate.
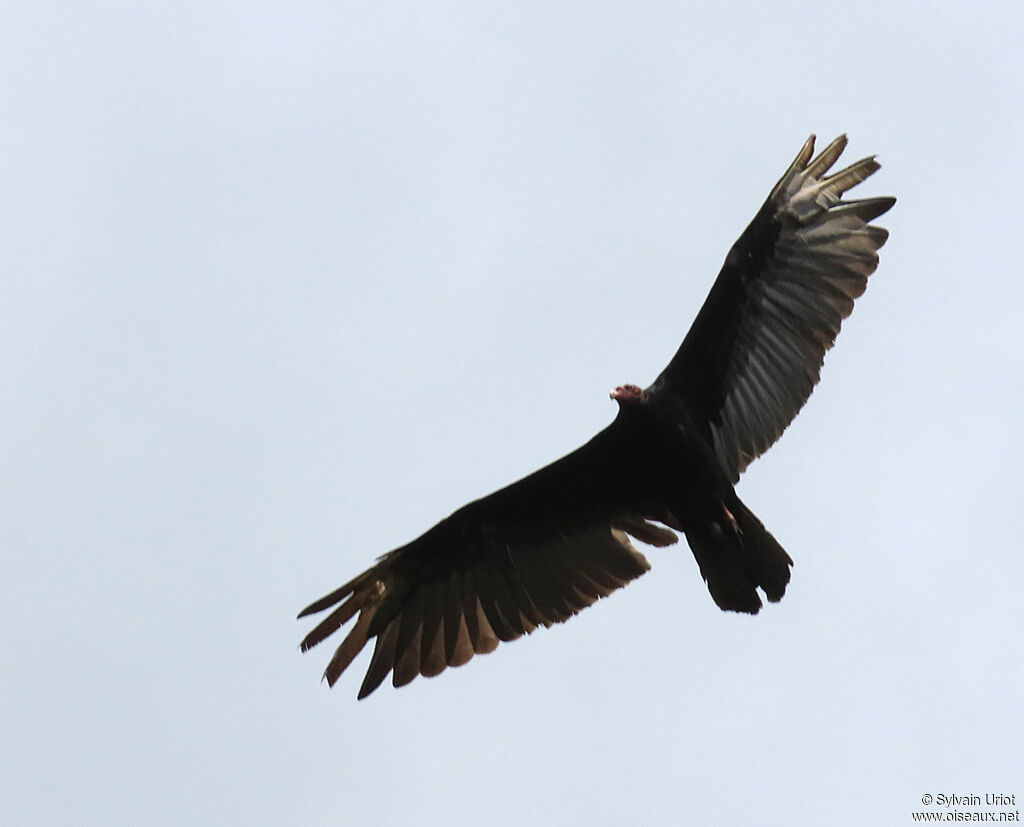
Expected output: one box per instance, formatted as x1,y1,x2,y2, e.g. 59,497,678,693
3,2,1022,825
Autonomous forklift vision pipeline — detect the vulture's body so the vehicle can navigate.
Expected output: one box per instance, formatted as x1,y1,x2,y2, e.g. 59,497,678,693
299,134,895,699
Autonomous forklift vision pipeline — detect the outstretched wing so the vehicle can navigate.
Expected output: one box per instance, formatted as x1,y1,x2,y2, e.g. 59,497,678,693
650,135,895,482
298,423,677,699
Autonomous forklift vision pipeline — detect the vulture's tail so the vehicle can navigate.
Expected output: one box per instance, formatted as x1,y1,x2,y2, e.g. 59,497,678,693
685,496,793,614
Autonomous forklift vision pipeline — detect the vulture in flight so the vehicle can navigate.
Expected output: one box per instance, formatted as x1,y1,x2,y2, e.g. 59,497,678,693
299,134,895,699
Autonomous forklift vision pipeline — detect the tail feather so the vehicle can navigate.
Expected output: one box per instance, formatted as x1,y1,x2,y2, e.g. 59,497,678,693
685,497,793,613
732,498,792,603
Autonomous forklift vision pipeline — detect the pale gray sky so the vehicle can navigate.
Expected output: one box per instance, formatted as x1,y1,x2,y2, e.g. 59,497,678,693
3,2,1022,825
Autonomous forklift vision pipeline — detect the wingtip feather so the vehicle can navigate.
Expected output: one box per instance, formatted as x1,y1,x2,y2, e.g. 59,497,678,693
322,608,376,686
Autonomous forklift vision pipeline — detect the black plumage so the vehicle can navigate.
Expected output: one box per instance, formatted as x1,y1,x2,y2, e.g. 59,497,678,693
299,134,895,699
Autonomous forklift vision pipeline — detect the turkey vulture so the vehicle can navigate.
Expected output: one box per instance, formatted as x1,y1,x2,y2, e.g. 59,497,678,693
299,134,895,699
